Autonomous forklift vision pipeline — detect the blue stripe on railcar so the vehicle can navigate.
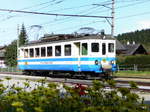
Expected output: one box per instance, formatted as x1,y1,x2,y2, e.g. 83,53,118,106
18,57,116,73
18,57,116,62
18,64,104,72
80,65,103,73
18,58,78,62
112,64,117,72
19,64,75,71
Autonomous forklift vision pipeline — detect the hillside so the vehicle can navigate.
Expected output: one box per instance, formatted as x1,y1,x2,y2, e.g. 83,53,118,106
116,29,150,52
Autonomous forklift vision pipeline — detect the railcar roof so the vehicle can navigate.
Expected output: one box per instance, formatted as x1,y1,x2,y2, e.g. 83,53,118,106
21,34,115,47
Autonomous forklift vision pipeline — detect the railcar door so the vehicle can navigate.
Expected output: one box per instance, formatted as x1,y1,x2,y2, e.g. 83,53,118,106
74,42,81,72
101,41,116,71
102,41,115,58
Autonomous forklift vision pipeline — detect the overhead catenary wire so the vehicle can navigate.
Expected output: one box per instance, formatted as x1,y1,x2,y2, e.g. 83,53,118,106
53,20,106,33
42,0,150,28
0,0,146,37
0,8,112,18
41,6,105,27
116,11,150,20
0,0,149,30
1,0,150,42
10,9,150,35
0,0,113,22
0,0,148,24
0,0,66,22
0,4,108,35
23,2,112,29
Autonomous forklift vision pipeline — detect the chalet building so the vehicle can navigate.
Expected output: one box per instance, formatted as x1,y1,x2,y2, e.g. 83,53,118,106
116,40,126,54
116,41,148,55
0,46,6,68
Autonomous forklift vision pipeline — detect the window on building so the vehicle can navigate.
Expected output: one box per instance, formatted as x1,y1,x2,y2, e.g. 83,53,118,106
47,46,52,57
35,48,40,57
108,43,114,53
64,44,71,56
29,48,34,57
102,43,106,55
41,47,46,57
82,43,88,55
24,49,28,58
55,45,61,56
91,43,99,52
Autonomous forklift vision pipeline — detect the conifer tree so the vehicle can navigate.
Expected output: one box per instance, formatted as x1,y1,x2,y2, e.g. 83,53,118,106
4,24,28,67
19,24,28,46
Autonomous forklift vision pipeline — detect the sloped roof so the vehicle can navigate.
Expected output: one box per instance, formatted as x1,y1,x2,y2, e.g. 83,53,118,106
116,39,126,51
123,44,147,55
23,34,114,47
0,46,5,50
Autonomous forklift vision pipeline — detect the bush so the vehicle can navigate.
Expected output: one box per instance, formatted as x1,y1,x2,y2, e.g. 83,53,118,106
117,55,150,65
117,55,150,71
0,79,149,112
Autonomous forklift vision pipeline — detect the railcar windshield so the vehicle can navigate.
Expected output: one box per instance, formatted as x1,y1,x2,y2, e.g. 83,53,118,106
108,43,114,53
91,43,99,52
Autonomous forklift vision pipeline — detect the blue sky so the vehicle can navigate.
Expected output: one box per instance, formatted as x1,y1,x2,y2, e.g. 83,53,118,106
0,0,150,45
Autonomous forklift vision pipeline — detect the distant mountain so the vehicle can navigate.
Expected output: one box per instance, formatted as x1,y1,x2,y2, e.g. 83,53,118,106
116,29,150,52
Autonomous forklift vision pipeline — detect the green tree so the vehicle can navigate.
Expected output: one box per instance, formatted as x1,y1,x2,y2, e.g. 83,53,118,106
19,24,28,46
4,40,17,67
116,28,150,52
4,24,28,67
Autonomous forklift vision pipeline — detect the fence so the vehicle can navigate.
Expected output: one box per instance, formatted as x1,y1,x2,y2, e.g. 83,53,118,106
117,64,150,71
0,67,22,73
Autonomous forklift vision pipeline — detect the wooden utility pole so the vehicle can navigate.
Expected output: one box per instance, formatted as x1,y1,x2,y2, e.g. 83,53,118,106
17,25,19,60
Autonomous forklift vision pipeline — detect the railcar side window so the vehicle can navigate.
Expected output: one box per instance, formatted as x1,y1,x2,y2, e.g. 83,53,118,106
91,43,99,52
102,43,106,55
29,48,34,57
24,49,28,58
55,46,61,56
35,48,40,57
19,49,23,58
82,43,88,55
41,47,46,57
108,43,114,53
64,44,71,56
47,46,52,57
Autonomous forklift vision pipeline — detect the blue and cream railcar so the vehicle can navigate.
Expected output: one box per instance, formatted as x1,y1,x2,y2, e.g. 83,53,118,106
17,35,117,77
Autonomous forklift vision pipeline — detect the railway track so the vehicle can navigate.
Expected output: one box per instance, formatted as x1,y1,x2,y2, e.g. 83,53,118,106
0,72,150,92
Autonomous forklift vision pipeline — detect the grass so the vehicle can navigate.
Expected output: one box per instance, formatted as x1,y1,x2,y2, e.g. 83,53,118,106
114,71,150,78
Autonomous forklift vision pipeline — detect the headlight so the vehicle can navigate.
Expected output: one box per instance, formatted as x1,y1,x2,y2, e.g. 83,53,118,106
95,60,98,65
111,60,115,64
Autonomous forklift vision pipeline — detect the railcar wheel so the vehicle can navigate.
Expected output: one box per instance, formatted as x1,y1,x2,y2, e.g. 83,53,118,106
85,74,92,79
23,70,31,75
